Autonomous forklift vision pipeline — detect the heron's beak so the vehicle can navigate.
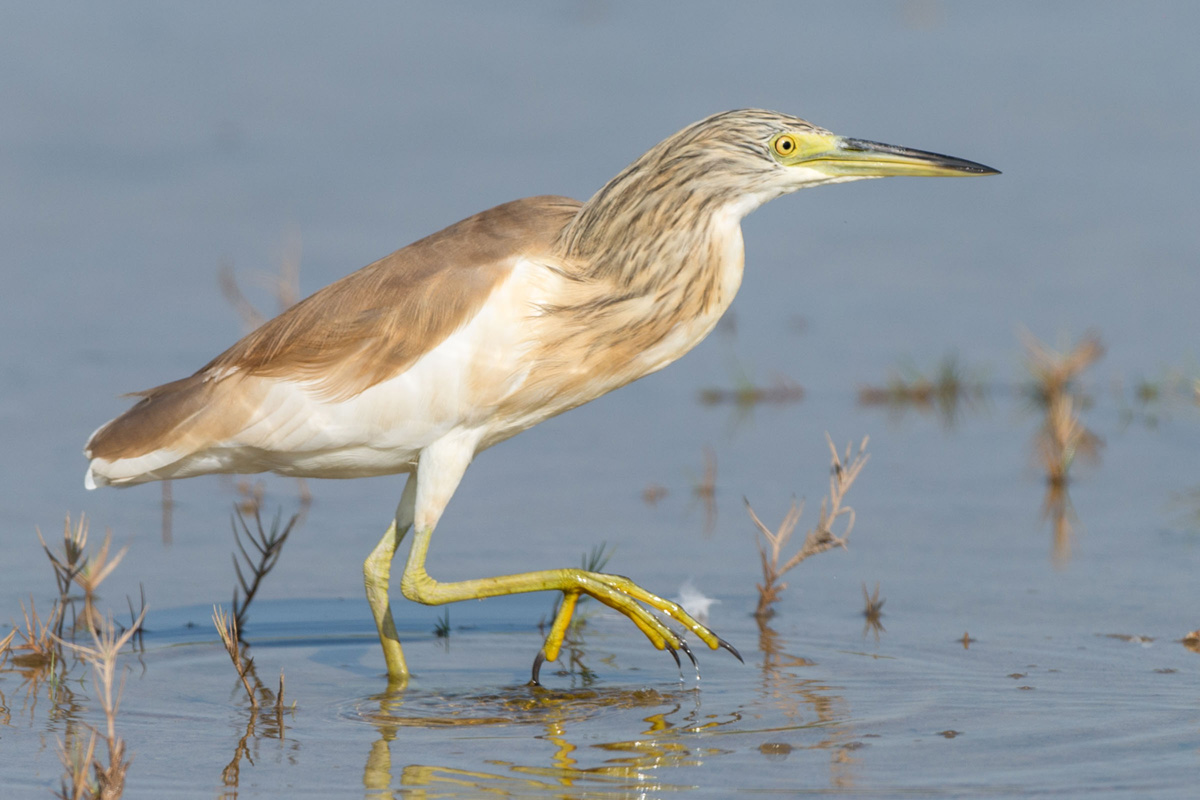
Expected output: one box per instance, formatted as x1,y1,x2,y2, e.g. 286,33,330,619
795,134,999,178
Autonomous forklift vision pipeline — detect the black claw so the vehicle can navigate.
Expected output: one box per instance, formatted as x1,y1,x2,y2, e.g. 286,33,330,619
717,636,744,663
665,642,682,670
678,639,699,670
529,650,547,686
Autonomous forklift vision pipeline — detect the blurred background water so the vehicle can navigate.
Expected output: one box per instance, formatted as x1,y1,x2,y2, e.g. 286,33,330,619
2,2,1198,797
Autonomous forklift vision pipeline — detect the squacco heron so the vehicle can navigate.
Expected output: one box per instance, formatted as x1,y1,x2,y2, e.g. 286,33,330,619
85,109,997,684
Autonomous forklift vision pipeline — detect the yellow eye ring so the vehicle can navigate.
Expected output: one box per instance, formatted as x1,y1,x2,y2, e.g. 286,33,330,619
772,134,798,157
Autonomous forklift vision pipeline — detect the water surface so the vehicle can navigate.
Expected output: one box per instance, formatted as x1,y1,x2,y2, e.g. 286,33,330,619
2,2,1199,797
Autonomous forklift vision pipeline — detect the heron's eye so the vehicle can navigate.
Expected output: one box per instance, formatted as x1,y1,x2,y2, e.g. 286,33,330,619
772,134,798,157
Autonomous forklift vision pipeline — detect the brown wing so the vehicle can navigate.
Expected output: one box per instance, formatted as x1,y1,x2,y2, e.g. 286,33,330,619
87,195,582,463
206,195,583,398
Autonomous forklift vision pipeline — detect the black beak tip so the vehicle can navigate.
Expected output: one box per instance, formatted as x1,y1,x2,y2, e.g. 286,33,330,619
841,137,1000,176
967,162,1002,176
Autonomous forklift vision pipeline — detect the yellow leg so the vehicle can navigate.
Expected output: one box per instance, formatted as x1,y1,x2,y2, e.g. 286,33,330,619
529,590,580,685
401,529,727,652
392,434,741,683
542,591,580,664
363,475,417,684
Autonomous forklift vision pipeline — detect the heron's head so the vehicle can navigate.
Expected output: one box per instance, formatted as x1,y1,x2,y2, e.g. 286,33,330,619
564,109,997,266
639,109,999,215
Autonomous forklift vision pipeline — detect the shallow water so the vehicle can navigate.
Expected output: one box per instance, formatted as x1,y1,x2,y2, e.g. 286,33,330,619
3,2,1200,797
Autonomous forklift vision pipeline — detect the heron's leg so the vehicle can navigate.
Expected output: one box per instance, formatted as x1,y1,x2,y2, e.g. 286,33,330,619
399,436,740,676
542,590,581,664
528,589,580,685
364,473,418,683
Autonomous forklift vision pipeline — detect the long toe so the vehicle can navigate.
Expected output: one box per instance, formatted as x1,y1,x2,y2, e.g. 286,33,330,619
529,650,547,686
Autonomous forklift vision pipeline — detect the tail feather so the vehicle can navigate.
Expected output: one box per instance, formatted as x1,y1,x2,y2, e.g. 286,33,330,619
85,373,254,487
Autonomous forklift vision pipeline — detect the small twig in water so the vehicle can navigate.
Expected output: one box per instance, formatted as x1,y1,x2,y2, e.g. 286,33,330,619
433,609,451,640
213,606,259,709
276,670,286,719
1023,331,1104,487
231,506,297,630
861,582,886,640
70,526,129,636
641,483,668,506
124,585,147,652
580,542,613,574
747,435,868,620
37,515,92,636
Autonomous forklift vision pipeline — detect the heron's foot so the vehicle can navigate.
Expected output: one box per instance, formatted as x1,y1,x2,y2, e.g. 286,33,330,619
528,572,742,684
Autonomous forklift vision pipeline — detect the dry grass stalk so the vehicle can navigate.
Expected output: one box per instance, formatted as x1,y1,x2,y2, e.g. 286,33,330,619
1023,331,1103,403
236,477,313,519
219,262,269,330
11,596,61,669
857,354,982,426
124,586,147,652
641,483,668,506
218,232,301,331
0,627,17,669
1023,331,1104,487
55,731,98,800
861,582,886,640
54,608,146,800
8,598,68,719
40,516,129,636
37,515,92,636
74,530,129,637
698,376,804,408
747,436,869,620
1042,479,1075,567
234,479,265,516
213,605,259,709
220,669,289,793
231,506,298,629
1039,392,1102,486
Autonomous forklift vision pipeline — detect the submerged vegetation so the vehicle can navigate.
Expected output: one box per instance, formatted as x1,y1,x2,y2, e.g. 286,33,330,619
858,353,986,426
